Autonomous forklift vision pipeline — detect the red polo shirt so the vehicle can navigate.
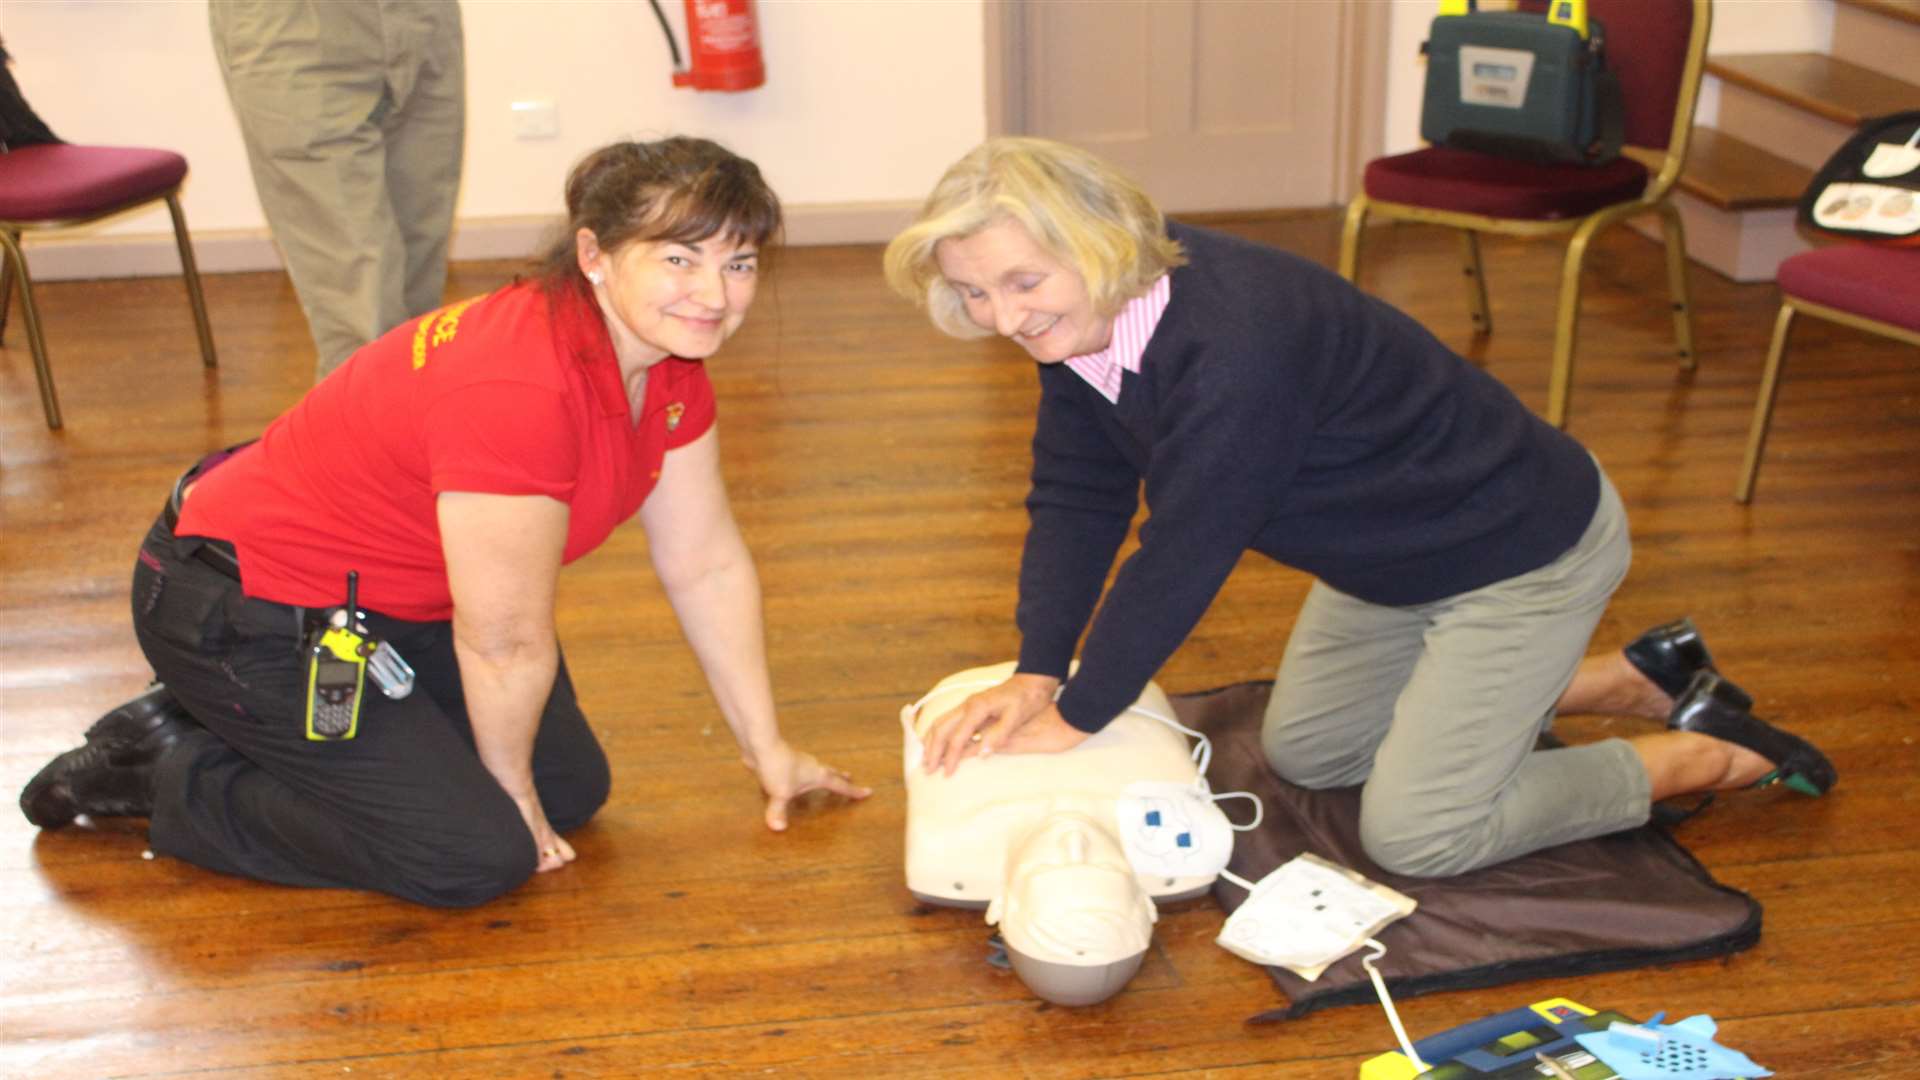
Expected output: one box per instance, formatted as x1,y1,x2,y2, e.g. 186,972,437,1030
176,277,715,621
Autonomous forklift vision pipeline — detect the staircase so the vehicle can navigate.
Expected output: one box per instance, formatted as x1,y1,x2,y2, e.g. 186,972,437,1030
1664,0,1920,282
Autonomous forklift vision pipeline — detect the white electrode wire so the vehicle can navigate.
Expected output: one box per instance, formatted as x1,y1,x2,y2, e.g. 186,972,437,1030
1128,704,1271,831
1218,867,1258,892
1211,790,1264,831
1125,702,1213,776
1362,939,1426,1073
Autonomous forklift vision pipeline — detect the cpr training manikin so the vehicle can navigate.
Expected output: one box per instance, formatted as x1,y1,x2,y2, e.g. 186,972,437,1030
901,662,1246,1006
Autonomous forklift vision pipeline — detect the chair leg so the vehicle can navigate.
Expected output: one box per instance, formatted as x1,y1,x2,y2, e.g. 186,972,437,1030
1338,195,1369,284
1457,230,1491,336
1735,302,1797,504
166,194,218,369
0,229,62,429
1546,216,1608,429
1656,201,1696,371
0,228,15,342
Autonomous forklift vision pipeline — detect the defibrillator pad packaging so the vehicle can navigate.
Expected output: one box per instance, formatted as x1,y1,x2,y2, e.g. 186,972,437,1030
1216,853,1417,980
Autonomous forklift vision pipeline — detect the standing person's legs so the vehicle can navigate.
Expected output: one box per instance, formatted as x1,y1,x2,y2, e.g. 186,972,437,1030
1360,474,1646,877
377,0,466,320
209,0,410,378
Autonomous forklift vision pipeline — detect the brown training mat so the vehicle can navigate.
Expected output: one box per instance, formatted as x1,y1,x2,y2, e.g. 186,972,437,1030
1174,682,1761,1021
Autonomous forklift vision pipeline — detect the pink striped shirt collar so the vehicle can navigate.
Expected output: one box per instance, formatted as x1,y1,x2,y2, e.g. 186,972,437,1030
1065,274,1171,404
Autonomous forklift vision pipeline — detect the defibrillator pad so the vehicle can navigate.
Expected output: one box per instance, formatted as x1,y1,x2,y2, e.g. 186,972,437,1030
1217,853,1416,980
1114,780,1237,882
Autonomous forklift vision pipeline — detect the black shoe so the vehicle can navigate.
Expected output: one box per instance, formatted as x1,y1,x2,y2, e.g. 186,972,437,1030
19,685,194,829
1624,617,1716,698
1668,671,1837,797
1649,792,1716,829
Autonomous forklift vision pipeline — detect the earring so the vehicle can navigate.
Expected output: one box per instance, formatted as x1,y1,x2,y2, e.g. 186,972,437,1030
586,269,605,285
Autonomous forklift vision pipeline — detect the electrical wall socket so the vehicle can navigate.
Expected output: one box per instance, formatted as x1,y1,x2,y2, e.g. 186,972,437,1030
511,100,558,139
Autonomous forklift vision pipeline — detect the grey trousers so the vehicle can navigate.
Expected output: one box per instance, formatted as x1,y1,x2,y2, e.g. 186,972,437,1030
210,0,465,378
1261,469,1651,877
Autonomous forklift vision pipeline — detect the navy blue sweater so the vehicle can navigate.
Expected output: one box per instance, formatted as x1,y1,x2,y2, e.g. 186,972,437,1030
1017,222,1602,732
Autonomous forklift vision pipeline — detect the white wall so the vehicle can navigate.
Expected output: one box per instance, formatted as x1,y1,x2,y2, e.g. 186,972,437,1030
9,0,1841,268
1380,0,1839,156
3,0,985,258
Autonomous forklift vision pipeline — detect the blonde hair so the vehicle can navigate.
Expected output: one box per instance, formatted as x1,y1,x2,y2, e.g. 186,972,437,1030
883,137,1186,339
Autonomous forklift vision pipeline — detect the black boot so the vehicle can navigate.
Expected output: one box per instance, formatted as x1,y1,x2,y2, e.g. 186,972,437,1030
19,685,195,829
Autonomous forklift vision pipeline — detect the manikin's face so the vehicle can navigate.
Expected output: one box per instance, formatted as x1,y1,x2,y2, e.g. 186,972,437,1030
933,218,1115,364
994,811,1154,964
579,228,760,370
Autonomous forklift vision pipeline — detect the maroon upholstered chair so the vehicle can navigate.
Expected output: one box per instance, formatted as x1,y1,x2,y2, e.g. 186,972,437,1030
1339,0,1711,429
1736,245,1920,503
0,142,218,429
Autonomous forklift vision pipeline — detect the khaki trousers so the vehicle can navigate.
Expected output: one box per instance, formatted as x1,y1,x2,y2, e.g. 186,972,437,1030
210,0,465,378
1261,467,1651,877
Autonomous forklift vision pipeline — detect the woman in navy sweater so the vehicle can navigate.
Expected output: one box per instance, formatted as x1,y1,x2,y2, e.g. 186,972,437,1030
884,137,1832,876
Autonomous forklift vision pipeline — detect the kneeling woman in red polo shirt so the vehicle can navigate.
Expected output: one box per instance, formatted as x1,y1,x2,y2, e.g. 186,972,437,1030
21,137,870,907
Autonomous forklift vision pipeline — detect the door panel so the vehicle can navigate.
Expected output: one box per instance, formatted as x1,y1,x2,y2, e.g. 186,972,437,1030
1018,0,1348,212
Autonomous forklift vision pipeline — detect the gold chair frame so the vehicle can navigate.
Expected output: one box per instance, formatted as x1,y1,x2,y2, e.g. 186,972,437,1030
1,181,218,430
1736,294,1920,504
1338,0,1712,429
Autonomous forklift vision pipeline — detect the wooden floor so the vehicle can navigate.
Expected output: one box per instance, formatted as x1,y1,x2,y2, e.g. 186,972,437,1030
2,213,1915,1078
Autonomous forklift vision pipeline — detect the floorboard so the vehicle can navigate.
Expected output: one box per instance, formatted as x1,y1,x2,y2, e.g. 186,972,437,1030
2,211,1914,1078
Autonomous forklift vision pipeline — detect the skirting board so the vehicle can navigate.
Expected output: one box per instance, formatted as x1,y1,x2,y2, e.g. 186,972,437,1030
16,200,922,283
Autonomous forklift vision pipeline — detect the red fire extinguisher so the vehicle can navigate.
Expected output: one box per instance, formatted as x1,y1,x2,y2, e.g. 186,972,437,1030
651,0,766,92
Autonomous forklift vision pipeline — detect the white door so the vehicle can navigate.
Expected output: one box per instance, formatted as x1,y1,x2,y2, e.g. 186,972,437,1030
1005,0,1358,212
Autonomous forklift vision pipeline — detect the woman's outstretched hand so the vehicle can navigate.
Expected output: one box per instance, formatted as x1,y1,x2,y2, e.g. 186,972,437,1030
513,792,577,873
744,739,873,831
919,672,1087,776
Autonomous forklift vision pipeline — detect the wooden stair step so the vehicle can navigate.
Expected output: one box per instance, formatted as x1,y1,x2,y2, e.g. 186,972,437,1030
1707,52,1920,128
1838,0,1920,28
1675,126,1815,212
1833,0,1920,84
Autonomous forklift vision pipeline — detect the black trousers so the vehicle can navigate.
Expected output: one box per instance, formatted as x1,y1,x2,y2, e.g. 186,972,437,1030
132,509,610,908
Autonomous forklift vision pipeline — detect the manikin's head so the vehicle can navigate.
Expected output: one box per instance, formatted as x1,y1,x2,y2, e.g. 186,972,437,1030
986,809,1157,1006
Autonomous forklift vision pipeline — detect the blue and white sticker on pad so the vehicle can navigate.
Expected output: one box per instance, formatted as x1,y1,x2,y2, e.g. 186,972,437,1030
1114,780,1236,881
